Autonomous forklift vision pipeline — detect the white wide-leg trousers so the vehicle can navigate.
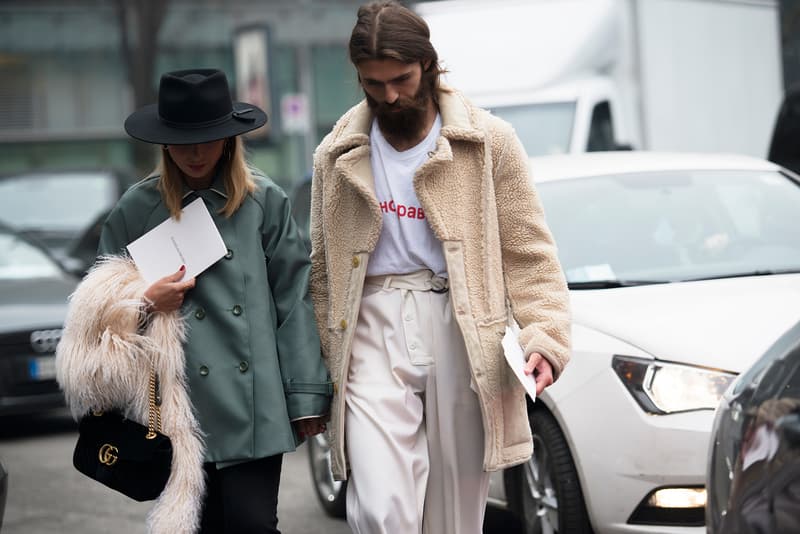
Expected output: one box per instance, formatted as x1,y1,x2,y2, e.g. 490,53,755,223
345,270,490,534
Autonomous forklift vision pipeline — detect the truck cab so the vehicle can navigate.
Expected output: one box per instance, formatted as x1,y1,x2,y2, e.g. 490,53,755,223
415,0,782,158
480,76,628,156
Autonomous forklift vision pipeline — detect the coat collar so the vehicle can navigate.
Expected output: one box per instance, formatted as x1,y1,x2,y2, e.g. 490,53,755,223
328,86,485,156
180,168,228,203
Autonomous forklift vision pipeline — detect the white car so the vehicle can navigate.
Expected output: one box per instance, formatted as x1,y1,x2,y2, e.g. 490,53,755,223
308,152,800,533
500,152,800,533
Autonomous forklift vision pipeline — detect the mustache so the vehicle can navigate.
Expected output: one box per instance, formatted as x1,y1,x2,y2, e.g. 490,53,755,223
370,94,428,115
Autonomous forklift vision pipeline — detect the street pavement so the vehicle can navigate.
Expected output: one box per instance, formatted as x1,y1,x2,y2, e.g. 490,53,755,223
0,409,520,533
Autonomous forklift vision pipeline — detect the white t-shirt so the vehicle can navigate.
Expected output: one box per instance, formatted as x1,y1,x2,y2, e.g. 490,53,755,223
367,115,447,277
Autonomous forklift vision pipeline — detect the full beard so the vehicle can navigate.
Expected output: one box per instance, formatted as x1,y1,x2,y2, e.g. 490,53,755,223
366,81,432,142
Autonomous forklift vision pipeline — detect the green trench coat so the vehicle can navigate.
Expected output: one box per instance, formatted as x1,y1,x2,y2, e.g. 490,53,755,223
98,170,331,464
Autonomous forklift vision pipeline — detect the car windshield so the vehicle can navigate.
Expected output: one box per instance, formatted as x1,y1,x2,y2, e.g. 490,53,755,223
537,169,800,285
0,172,117,233
0,232,62,279
491,102,575,156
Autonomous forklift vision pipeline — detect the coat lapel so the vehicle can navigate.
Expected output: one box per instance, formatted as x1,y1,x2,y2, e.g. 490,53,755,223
327,103,383,254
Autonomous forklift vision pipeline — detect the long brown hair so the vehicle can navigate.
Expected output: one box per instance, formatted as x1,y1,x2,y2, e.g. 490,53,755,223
349,1,446,104
156,136,255,219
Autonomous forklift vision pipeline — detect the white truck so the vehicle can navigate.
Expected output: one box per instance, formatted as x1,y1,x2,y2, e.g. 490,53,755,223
414,0,784,158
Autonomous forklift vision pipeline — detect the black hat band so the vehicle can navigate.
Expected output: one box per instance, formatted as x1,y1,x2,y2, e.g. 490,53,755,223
158,108,256,130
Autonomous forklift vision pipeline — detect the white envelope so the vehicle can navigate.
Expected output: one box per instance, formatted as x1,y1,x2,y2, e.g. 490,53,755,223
126,198,227,285
502,324,537,402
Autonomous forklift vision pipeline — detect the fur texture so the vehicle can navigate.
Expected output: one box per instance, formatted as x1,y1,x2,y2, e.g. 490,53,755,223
55,256,205,533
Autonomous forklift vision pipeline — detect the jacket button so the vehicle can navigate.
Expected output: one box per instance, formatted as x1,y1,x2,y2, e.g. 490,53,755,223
333,382,339,394
352,256,360,268
340,319,347,330
224,249,234,260
199,365,209,376
194,307,206,320
238,361,249,373
232,305,243,316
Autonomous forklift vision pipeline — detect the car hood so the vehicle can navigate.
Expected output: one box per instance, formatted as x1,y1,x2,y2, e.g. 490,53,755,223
570,274,800,373
0,276,76,332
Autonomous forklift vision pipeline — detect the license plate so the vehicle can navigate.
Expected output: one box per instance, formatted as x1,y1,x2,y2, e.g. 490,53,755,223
29,356,57,380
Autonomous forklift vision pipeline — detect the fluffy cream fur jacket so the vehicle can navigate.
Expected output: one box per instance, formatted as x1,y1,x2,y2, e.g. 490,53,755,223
55,256,205,533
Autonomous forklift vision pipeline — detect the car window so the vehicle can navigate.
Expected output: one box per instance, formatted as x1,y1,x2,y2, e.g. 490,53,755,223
0,173,117,233
0,232,62,279
537,170,800,283
491,102,575,156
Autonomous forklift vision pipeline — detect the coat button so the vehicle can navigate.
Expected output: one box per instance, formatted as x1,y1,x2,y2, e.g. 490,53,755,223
333,382,339,394
224,249,234,260
194,307,206,320
340,319,347,330
232,305,243,316
199,365,209,376
352,256,360,268
239,361,249,373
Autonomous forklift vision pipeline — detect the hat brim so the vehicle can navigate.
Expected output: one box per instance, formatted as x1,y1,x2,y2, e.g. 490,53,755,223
124,102,268,145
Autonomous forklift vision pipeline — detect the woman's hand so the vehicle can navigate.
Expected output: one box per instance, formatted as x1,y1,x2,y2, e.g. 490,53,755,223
143,266,196,314
294,417,327,439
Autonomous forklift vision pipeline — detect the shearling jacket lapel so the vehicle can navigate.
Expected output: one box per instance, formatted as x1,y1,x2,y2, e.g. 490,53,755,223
325,90,487,250
327,102,383,254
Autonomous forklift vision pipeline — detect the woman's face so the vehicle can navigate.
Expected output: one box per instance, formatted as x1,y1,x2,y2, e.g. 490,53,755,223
166,139,226,186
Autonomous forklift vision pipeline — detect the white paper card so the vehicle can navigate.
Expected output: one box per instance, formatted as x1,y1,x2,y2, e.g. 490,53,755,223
502,324,537,402
126,198,227,285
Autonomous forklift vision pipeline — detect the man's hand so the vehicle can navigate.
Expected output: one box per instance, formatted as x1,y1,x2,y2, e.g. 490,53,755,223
143,265,196,314
294,417,327,439
524,352,554,396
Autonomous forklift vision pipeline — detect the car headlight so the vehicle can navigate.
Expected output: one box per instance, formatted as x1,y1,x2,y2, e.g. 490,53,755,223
612,355,737,414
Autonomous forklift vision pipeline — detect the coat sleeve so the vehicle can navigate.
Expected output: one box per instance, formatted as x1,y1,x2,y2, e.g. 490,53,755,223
490,122,572,380
97,202,133,257
308,144,331,359
261,184,332,420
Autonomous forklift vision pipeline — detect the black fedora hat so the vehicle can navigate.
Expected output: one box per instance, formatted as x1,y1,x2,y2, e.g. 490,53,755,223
124,68,268,145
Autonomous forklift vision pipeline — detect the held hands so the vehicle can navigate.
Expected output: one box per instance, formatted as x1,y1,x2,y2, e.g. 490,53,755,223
524,352,554,396
143,265,196,314
294,417,327,439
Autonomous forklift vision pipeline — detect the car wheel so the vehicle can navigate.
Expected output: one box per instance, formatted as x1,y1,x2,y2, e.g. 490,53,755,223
307,433,347,518
509,407,592,534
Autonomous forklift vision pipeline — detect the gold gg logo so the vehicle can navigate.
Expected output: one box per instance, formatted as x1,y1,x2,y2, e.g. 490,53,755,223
98,444,119,466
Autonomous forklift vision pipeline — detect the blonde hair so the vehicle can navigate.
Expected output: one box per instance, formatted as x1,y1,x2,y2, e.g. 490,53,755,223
156,136,256,219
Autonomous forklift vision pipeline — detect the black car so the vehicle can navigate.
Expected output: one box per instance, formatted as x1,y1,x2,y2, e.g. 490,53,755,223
0,169,135,274
0,458,6,531
0,223,77,416
707,320,800,533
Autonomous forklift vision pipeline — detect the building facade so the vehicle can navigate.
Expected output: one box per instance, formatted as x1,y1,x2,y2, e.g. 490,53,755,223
0,0,371,190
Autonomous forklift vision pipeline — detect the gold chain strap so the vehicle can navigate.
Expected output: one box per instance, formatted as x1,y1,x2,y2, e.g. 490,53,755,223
146,367,162,440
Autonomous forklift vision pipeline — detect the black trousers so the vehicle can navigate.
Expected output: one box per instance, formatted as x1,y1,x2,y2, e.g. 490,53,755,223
199,454,283,534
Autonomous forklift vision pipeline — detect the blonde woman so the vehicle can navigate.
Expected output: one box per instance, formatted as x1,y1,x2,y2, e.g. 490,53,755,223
57,68,330,534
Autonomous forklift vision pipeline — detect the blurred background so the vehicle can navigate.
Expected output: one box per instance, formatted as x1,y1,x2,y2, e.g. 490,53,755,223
0,0,374,190
0,0,798,187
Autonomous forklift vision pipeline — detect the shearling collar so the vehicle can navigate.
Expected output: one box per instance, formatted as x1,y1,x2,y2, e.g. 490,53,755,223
328,86,485,156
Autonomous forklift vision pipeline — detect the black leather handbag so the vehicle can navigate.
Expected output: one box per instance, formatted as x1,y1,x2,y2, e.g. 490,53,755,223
72,369,173,502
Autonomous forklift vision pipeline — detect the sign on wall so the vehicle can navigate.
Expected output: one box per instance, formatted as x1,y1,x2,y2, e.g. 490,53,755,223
233,25,273,140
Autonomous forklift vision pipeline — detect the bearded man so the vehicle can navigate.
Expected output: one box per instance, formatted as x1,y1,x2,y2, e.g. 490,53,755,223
309,2,571,533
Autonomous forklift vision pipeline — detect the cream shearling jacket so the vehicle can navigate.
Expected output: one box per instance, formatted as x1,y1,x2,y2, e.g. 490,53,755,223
310,87,571,479
55,257,205,534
